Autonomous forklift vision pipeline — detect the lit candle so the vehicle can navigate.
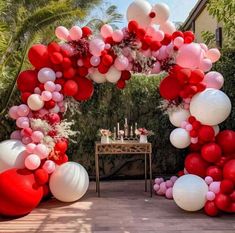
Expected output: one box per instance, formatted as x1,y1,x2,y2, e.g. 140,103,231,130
130,125,133,137
117,122,119,134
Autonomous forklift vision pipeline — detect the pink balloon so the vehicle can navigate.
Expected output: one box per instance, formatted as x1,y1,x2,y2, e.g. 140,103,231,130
157,189,165,196
204,71,224,89
209,181,221,194
26,143,37,153
153,30,164,41
176,43,202,69
206,48,221,63
56,71,63,78
44,81,56,92
205,176,213,185
159,182,167,194
155,177,164,184
55,26,69,41
165,188,173,199
10,130,22,140
17,104,30,117
38,108,49,117
22,136,32,145
200,43,208,52
114,56,129,71
142,49,152,57
105,44,111,50
16,117,29,129
191,137,198,144
151,62,161,74
69,26,83,41
25,154,41,170
34,87,41,94
152,50,159,57
206,191,216,201
199,58,212,72
112,30,124,42
185,124,193,131
77,59,84,67
31,131,44,143
34,144,49,159
153,183,160,192
180,121,188,129
90,56,101,67
157,46,168,60
42,160,56,174
165,180,173,188
9,106,19,119
21,127,33,137
170,176,178,183
41,91,52,101
184,98,191,104
55,84,62,92
52,92,63,102
183,103,190,110
89,38,105,57
100,24,113,38
174,37,184,47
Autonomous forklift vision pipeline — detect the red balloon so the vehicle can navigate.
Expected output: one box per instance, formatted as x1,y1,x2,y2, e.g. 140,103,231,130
62,57,72,69
204,201,219,217
28,44,50,69
44,100,56,109
63,80,78,96
189,69,204,84
161,33,172,46
34,169,49,186
159,76,181,100
121,70,131,80
220,180,234,195
21,92,31,103
172,31,184,40
98,63,109,74
198,125,215,142
54,140,68,154
82,26,92,37
185,153,209,177
150,41,161,51
128,20,139,32
102,54,113,67
17,70,38,92
63,67,76,79
215,193,231,211
223,160,235,184
201,143,222,163
0,168,43,216
230,191,235,202
78,67,89,77
50,52,63,64
116,79,126,89
189,142,202,152
206,166,223,181
74,77,94,101
216,130,235,154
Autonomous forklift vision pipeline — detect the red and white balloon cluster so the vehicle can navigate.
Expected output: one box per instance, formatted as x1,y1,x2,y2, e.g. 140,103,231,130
0,0,234,217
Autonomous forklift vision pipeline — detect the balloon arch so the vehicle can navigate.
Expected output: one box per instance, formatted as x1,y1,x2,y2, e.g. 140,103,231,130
0,0,235,217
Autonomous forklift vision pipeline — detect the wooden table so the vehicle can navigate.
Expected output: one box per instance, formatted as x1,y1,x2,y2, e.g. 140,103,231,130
95,141,152,197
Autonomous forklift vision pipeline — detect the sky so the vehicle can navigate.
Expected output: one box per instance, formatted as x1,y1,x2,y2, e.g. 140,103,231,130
89,0,198,28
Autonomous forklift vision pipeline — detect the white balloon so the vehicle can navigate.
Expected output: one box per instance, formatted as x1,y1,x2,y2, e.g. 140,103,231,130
90,69,106,83
49,162,89,202
170,128,191,149
213,125,220,136
0,140,27,173
173,174,208,211
27,94,44,111
169,109,191,127
159,21,176,34
126,0,152,28
38,68,56,83
152,3,170,24
105,66,121,83
190,88,231,125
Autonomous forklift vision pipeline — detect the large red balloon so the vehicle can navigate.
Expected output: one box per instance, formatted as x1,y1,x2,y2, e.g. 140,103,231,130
204,201,219,217
63,80,78,96
215,193,231,211
17,70,38,93
198,125,215,142
201,143,222,163
216,130,235,154
184,153,209,177
28,44,51,69
74,77,94,101
0,168,43,216
206,166,223,181
159,76,181,100
223,160,235,184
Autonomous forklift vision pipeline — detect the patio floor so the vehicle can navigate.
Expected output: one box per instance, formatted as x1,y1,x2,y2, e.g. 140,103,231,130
0,180,234,233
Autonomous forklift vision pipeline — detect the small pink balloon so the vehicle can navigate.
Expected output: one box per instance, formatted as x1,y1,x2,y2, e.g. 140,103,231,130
69,26,83,41
9,106,19,119
153,30,164,41
105,44,111,50
50,105,60,114
184,98,191,104
159,182,167,194
204,71,224,89
170,176,178,183
200,43,208,52
206,191,216,201
142,49,152,57
25,154,41,170
206,48,221,63
22,136,32,145
174,37,184,47
42,160,56,174
77,59,84,67
16,117,29,129
112,30,124,42
155,178,164,184
157,189,165,196
60,106,66,113
17,104,30,117
41,91,52,101
31,131,44,143
152,50,159,57
205,176,213,185
88,67,95,74
191,137,198,144
56,71,63,78
26,143,37,153
21,127,33,137
34,87,41,94
52,92,63,102
90,56,101,67
44,81,56,92
153,183,160,192
55,26,69,41
38,108,49,117
157,46,168,60
180,121,188,129
151,62,161,74
165,180,173,188
89,38,105,57
100,24,113,38
10,130,22,140
185,124,193,131
55,84,62,92
34,144,49,159
209,181,221,194
114,56,129,71
165,188,173,199
184,103,190,110
199,58,212,72
57,101,64,107
165,43,174,55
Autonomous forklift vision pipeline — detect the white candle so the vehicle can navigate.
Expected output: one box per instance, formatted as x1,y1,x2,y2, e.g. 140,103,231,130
117,122,119,134
125,118,127,125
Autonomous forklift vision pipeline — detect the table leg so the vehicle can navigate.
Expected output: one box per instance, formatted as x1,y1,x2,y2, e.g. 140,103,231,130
149,153,152,197
95,153,100,197
144,153,147,192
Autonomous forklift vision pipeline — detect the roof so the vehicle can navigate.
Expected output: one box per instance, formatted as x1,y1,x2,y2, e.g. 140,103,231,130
181,0,208,30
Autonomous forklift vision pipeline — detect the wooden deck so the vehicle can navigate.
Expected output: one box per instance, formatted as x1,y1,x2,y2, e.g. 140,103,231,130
0,180,234,233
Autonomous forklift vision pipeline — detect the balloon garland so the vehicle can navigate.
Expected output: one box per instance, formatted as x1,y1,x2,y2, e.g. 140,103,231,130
0,0,234,217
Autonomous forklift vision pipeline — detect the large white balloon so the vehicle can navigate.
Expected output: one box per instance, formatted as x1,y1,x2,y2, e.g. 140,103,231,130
190,88,231,125
159,21,176,34
0,140,27,173
38,68,56,83
105,66,121,83
169,109,190,127
173,174,208,211
49,162,89,202
90,69,106,83
126,0,152,28
170,128,191,149
27,94,44,111
152,3,170,24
